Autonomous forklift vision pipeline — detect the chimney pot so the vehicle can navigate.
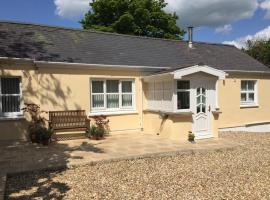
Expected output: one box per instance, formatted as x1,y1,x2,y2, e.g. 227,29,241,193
188,27,193,48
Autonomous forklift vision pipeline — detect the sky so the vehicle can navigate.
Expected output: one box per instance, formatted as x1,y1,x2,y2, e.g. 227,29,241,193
0,0,270,49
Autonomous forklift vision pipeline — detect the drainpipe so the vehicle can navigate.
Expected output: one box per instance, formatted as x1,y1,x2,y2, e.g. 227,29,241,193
140,77,144,132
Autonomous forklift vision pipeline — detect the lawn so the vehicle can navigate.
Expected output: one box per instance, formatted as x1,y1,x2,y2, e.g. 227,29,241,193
5,132,270,200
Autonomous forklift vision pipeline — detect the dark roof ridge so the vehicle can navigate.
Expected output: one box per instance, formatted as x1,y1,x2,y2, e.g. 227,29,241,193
0,19,235,47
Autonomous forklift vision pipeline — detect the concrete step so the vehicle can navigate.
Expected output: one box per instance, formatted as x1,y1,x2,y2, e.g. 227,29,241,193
54,131,87,141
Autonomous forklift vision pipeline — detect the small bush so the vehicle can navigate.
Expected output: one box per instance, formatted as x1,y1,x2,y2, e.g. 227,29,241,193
88,115,109,140
188,132,195,142
29,126,53,144
88,125,106,139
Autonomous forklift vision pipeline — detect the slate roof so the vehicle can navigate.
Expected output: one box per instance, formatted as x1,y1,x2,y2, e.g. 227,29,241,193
0,20,269,72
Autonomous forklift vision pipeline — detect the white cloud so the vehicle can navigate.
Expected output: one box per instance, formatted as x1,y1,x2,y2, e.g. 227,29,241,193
165,0,258,27
215,24,233,34
223,26,270,48
260,0,270,19
54,0,262,30
54,0,91,20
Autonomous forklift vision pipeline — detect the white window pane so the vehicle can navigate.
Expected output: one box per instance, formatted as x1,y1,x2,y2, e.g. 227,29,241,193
107,94,119,108
106,80,119,93
177,81,190,90
92,94,104,108
2,96,20,112
248,81,255,91
241,93,247,102
122,81,132,93
241,81,247,91
122,94,132,107
248,93,255,101
177,91,190,109
92,81,103,93
1,78,20,94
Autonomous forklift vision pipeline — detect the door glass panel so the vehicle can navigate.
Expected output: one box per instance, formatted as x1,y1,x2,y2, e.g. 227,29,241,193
202,104,206,113
197,88,200,95
202,88,206,95
196,96,201,104
196,87,206,114
202,96,206,104
197,105,200,114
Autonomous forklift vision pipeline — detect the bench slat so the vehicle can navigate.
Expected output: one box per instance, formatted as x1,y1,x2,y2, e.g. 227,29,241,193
49,110,88,133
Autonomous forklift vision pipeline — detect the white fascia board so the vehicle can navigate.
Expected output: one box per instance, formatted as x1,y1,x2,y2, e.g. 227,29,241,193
34,60,170,71
172,65,227,80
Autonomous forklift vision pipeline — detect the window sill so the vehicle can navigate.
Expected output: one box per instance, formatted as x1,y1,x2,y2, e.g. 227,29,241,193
0,115,25,121
144,109,193,115
240,104,259,108
89,110,138,117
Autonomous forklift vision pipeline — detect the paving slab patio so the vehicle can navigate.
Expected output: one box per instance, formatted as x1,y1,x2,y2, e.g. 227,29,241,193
0,132,241,174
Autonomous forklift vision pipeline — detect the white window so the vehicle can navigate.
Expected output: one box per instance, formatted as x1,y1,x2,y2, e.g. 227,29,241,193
0,77,22,117
177,81,190,110
91,79,135,113
241,80,257,106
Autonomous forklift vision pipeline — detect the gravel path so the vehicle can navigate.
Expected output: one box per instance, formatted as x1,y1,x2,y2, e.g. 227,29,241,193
5,133,270,200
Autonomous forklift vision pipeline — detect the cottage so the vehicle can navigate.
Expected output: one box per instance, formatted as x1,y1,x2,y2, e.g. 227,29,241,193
1,21,270,141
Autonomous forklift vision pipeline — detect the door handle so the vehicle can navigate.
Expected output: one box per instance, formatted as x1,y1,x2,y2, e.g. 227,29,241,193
208,106,211,112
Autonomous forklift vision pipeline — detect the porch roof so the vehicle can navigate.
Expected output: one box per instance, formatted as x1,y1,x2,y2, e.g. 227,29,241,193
143,65,227,82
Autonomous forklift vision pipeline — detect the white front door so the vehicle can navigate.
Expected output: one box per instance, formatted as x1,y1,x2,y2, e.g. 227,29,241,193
192,80,213,139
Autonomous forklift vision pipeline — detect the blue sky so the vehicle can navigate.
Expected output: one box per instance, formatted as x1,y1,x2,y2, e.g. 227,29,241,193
0,0,270,48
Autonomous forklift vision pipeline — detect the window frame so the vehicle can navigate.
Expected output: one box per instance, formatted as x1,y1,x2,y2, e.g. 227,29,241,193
240,80,258,107
0,76,23,118
176,80,191,111
90,78,136,114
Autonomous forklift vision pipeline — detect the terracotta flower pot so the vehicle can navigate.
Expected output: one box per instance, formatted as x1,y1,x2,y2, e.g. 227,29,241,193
30,134,37,143
41,138,50,146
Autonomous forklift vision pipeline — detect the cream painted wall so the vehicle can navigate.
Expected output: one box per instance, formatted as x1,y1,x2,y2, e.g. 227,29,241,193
143,111,192,141
0,64,144,140
217,74,270,128
1,62,270,141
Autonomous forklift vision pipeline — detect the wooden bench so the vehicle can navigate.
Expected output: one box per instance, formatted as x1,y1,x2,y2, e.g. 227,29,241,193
49,110,89,133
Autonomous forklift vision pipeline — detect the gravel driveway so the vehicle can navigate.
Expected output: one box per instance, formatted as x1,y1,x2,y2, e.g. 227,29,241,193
5,132,270,200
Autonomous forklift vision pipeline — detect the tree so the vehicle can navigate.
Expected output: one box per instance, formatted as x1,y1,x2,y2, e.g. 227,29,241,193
80,0,185,40
244,39,270,67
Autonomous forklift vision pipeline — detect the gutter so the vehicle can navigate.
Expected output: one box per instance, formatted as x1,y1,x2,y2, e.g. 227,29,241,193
0,57,170,71
34,60,170,71
0,57,34,63
225,70,270,74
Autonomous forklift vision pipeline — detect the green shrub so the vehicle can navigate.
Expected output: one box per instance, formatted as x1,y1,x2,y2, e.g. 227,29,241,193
188,132,195,142
89,125,106,139
29,126,53,143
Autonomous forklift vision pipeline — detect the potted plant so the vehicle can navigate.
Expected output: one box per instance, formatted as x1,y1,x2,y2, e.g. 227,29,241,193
40,128,54,145
188,132,195,143
89,125,105,140
88,115,109,140
22,103,51,144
